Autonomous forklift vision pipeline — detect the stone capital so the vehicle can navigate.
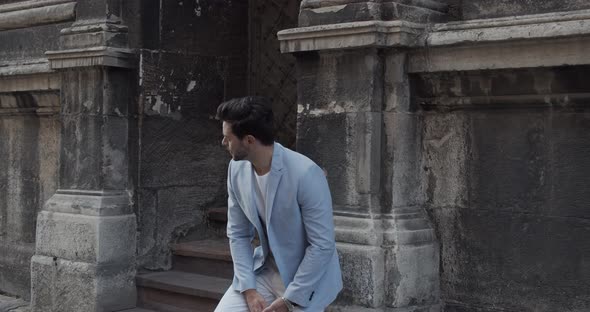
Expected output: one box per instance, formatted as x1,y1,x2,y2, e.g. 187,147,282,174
46,46,135,69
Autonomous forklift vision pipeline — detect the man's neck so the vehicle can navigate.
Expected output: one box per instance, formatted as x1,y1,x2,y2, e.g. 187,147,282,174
250,143,274,176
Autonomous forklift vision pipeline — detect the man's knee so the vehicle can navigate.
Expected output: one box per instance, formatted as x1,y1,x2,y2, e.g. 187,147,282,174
215,287,249,312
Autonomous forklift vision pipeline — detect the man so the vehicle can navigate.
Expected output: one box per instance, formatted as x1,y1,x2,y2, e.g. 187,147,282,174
214,96,342,312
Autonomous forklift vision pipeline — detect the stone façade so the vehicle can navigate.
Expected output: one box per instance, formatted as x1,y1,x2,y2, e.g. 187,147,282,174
0,0,589,311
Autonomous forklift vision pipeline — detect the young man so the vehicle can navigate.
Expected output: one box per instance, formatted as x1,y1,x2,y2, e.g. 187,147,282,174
214,97,342,312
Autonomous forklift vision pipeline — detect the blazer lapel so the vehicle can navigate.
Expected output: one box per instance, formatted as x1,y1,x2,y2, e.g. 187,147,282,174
265,143,284,227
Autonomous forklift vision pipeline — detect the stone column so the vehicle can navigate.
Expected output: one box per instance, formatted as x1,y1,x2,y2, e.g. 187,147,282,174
30,1,137,311
279,1,445,311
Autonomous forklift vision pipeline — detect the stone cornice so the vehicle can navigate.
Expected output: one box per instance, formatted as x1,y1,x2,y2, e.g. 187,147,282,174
410,9,590,72
280,9,590,71
278,20,425,52
0,59,52,77
0,0,76,32
301,0,447,12
0,91,59,116
46,46,136,69
424,9,590,47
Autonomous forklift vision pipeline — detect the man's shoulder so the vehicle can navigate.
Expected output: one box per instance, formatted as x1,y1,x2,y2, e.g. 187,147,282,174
280,145,319,175
228,159,250,176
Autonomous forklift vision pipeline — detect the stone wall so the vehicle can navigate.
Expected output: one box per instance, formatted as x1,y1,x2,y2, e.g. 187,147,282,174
0,4,67,297
0,92,60,299
414,66,590,311
135,0,249,270
249,0,300,149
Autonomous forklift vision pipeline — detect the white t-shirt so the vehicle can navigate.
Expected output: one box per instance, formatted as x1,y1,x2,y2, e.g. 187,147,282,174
254,170,270,225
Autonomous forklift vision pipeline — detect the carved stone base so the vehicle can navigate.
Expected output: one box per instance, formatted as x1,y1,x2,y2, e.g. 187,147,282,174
31,255,136,312
31,192,137,312
334,214,440,311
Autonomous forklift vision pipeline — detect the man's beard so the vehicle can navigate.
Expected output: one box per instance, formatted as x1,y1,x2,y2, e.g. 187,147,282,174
231,146,248,161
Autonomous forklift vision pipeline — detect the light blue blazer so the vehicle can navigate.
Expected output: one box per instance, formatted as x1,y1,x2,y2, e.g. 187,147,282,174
226,142,342,310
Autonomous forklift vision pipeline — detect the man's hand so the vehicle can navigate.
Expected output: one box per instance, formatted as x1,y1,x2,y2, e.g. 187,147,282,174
261,298,288,312
244,289,267,312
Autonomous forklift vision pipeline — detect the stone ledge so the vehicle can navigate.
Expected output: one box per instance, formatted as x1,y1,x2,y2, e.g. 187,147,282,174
278,20,425,52
281,9,590,72
409,36,590,72
425,8,590,47
44,189,133,216
0,0,72,13
302,0,447,12
410,9,590,72
46,46,136,69
0,0,76,32
0,60,53,78
0,71,59,92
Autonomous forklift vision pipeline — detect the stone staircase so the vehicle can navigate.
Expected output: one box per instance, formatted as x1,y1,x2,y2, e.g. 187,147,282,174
135,208,232,312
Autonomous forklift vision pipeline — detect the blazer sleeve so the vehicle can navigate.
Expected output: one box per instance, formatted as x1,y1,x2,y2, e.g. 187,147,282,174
283,164,337,307
226,161,257,292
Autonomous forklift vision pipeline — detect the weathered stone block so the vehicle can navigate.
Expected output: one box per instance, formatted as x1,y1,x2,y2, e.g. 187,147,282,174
0,23,65,62
35,211,136,264
468,111,550,214
421,112,469,208
297,112,381,214
297,49,383,114
0,116,59,243
548,112,590,218
139,50,226,119
335,243,385,307
140,115,228,189
384,52,410,112
136,188,158,268
0,109,59,299
432,207,590,311
61,67,131,116
31,255,136,312
383,112,425,209
385,243,439,308
59,115,129,190
159,0,248,57
0,243,34,300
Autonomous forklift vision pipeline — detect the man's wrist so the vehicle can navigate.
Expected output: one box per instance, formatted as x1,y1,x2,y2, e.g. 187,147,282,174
243,289,257,296
281,297,296,311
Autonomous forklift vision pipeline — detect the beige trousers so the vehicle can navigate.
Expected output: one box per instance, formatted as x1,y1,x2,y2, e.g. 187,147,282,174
214,258,322,312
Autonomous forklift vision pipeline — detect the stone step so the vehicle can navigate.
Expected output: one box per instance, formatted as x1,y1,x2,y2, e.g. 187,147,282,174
118,308,157,312
172,239,233,278
207,207,228,223
137,270,231,312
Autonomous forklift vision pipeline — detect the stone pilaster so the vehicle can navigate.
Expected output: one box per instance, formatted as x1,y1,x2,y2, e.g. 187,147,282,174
30,1,137,311
279,1,444,311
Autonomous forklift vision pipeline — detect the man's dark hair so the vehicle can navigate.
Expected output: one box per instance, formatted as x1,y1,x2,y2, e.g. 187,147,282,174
216,96,275,146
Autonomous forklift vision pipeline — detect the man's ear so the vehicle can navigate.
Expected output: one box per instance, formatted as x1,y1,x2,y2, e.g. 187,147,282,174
245,135,256,145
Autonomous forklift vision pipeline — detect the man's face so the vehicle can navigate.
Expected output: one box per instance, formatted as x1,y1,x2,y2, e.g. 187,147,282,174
222,121,249,161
